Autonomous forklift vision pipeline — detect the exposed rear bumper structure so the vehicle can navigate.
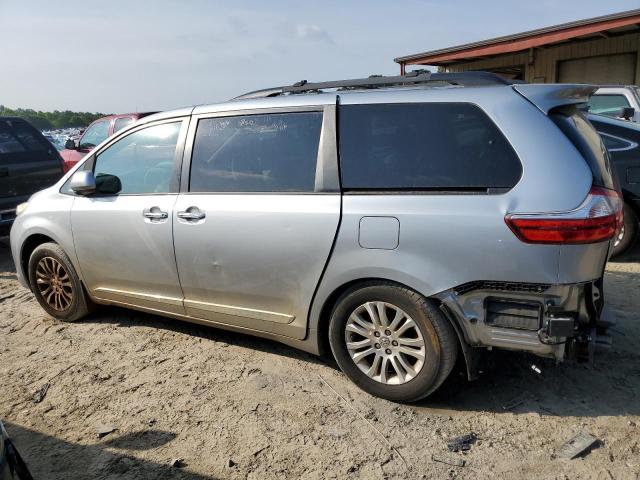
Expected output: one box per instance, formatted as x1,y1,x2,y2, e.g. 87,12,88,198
435,277,612,363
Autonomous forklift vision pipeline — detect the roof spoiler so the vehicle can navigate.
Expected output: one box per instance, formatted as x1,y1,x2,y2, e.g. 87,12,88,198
513,84,596,114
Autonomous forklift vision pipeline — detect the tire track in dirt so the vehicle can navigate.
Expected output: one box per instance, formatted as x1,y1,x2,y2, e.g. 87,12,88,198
1,239,639,479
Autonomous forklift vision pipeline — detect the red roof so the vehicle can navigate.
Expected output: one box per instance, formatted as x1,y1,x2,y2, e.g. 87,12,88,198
395,9,640,66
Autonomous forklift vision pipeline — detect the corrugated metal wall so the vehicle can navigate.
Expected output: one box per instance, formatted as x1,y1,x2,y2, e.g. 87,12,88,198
439,32,640,84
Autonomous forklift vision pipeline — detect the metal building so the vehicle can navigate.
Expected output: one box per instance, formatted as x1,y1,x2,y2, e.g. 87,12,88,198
394,9,640,84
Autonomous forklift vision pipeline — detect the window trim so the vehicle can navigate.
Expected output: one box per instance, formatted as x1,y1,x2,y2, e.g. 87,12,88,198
337,102,523,194
599,132,638,152
60,116,190,197
180,105,339,195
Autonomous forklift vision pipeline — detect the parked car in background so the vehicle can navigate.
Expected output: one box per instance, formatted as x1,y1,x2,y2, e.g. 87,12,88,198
60,112,156,171
0,421,32,480
588,113,640,257
587,86,640,122
0,117,65,235
10,72,620,402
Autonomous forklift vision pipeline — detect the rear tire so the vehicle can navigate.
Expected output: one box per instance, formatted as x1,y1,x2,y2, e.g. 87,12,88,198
28,242,91,322
611,203,638,258
328,282,458,403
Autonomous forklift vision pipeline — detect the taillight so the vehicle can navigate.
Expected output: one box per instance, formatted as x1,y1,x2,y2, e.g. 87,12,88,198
505,186,623,245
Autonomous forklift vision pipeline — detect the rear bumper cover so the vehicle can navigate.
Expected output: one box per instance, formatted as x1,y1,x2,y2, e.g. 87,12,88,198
435,278,608,361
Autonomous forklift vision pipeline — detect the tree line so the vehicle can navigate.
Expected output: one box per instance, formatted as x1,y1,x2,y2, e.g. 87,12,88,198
0,105,106,130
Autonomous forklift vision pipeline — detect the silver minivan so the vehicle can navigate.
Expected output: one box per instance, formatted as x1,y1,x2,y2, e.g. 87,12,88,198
10,72,622,402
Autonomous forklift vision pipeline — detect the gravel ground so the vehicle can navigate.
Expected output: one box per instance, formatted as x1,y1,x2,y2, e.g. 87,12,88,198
1,238,639,480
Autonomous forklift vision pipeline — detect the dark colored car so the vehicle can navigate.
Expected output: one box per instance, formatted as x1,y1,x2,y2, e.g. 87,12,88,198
588,113,640,257
60,112,156,171
0,117,65,235
0,421,32,480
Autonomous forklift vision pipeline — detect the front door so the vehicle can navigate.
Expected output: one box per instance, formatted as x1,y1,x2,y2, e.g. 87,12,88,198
173,108,340,339
71,119,188,314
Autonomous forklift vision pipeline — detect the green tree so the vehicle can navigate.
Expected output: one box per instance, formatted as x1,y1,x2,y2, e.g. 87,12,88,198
0,105,107,129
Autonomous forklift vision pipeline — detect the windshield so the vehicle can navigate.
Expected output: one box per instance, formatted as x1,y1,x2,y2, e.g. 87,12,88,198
79,120,109,149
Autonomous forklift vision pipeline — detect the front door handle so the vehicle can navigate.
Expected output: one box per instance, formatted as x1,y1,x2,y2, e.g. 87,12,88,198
143,207,168,220
177,207,205,221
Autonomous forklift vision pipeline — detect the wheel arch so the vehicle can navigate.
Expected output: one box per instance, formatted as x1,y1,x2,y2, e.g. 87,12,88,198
19,233,57,290
314,277,469,375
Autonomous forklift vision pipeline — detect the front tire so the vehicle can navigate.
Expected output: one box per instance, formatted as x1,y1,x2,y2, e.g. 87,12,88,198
28,242,91,322
328,282,458,402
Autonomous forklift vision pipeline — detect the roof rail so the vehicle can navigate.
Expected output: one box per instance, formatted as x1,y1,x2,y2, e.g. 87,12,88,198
232,71,514,100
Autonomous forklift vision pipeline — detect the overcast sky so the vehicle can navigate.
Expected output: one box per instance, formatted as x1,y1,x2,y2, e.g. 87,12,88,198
1,0,638,113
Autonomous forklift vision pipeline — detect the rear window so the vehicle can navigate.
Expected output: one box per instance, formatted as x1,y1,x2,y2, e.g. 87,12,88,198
0,129,26,154
9,122,48,151
338,103,522,192
0,120,49,156
551,108,615,190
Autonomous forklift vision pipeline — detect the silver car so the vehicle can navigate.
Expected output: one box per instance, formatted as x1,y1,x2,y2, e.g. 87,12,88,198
10,72,622,402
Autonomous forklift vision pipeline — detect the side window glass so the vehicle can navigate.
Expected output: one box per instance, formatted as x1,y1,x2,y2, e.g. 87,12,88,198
0,128,26,154
339,103,522,191
588,95,631,117
113,117,134,133
79,121,110,149
190,112,322,192
93,122,182,194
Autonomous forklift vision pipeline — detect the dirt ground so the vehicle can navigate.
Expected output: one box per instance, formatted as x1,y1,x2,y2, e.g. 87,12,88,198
1,238,639,480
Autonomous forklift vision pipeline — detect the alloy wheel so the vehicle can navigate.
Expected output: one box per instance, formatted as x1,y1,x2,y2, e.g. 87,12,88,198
35,256,74,311
344,301,426,385
614,225,625,248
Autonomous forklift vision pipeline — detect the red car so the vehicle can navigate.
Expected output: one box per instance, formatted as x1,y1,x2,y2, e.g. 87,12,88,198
60,112,156,171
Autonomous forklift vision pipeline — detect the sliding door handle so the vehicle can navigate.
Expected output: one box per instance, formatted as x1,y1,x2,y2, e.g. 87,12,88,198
177,207,205,221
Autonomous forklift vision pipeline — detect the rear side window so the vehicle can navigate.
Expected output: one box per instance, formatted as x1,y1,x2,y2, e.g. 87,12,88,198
551,108,615,190
338,103,522,191
190,112,322,193
113,117,134,133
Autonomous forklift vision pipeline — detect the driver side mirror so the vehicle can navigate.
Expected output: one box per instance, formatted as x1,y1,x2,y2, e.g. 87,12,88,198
70,171,122,196
95,173,122,195
618,106,635,121
65,139,77,150
70,171,96,195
